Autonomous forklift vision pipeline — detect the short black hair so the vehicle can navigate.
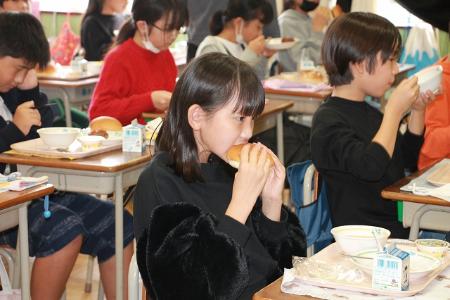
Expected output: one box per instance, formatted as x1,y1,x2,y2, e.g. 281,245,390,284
157,53,265,182
321,12,401,86
0,12,50,67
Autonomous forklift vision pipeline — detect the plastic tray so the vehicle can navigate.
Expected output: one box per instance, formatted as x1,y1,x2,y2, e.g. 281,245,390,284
294,241,449,297
11,138,121,159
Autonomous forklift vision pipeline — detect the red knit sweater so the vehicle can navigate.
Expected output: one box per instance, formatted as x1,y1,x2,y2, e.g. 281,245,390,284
418,56,450,170
88,38,177,125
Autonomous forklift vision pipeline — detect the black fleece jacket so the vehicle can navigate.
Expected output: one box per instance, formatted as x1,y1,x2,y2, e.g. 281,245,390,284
134,152,306,299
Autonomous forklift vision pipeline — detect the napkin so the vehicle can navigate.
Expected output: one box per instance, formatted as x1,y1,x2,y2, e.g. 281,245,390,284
263,78,330,92
428,183,450,202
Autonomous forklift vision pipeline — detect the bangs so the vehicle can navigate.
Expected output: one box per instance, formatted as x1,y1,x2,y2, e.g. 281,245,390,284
229,72,265,119
163,7,188,31
381,32,402,61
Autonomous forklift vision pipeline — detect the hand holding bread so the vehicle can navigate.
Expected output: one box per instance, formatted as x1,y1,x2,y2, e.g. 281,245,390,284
226,143,282,223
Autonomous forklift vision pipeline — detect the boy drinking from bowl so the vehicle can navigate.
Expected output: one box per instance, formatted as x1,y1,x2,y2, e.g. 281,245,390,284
310,12,435,238
0,12,134,299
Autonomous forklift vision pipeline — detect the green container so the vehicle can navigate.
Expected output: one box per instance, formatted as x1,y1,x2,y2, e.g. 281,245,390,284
397,201,403,223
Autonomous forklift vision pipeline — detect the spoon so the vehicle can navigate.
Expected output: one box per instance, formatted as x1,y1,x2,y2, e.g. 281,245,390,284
372,229,384,252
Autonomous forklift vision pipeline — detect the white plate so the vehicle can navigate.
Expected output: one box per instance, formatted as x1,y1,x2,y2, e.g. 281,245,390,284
351,249,441,280
265,37,299,50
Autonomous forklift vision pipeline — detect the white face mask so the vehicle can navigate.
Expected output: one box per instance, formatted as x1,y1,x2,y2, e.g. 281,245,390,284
142,23,161,53
235,22,246,47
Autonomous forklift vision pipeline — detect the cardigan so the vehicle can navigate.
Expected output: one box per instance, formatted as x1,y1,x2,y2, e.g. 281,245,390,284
278,9,324,71
134,151,306,299
88,38,177,125
311,96,423,238
0,86,52,173
196,35,268,79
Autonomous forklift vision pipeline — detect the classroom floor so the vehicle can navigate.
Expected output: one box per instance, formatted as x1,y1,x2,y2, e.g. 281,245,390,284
66,254,101,300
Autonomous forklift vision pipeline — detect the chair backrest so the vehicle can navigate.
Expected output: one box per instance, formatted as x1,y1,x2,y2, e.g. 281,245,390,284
287,160,333,256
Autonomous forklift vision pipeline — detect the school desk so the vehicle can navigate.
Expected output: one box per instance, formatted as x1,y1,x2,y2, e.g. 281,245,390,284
0,184,54,300
143,99,294,164
0,149,152,300
382,167,450,240
38,76,99,127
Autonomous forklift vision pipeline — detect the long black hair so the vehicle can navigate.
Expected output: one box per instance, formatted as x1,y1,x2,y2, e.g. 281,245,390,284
209,0,273,36
157,53,265,182
81,0,103,26
115,0,188,46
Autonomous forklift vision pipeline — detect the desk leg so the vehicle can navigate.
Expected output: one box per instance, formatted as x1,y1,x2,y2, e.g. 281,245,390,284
61,88,72,127
115,173,124,300
18,204,30,300
276,113,284,164
409,205,450,240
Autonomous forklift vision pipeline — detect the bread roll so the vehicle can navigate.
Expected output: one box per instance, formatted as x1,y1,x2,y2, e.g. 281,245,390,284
90,116,122,132
299,70,325,84
226,144,274,169
281,37,295,43
38,64,56,75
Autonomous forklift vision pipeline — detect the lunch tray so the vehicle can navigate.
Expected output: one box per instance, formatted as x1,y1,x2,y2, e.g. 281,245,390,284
293,242,449,297
10,138,121,159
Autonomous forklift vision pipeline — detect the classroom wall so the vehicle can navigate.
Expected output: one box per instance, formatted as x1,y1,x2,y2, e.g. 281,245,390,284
40,12,82,39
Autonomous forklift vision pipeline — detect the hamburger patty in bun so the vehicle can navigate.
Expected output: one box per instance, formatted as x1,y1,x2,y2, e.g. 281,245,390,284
89,116,122,138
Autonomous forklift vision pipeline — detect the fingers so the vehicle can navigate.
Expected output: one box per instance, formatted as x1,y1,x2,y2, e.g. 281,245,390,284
19,100,35,109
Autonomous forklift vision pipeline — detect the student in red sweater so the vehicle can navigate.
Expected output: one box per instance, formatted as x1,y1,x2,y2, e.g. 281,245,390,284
88,0,188,125
418,55,450,170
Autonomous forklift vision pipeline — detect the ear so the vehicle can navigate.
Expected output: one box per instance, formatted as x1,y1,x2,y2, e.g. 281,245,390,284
135,20,147,34
349,60,366,76
232,17,244,28
187,104,206,131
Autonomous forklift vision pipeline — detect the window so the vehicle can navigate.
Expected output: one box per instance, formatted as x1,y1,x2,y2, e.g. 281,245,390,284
37,0,132,13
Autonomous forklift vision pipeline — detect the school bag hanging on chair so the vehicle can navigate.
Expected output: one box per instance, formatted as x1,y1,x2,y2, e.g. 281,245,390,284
50,14,80,66
287,160,333,256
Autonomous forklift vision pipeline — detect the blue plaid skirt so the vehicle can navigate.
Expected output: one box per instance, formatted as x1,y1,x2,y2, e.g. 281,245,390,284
0,192,134,263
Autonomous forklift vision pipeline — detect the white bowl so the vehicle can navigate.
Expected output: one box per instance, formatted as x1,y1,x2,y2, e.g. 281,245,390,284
265,37,299,50
351,249,441,281
77,135,105,149
415,239,449,258
331,225,391,255
414,65,443,93
37,127,80,148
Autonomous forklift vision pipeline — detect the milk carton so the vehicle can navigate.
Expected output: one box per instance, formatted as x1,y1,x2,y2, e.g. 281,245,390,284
122,120,145,152
372,244,410,291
